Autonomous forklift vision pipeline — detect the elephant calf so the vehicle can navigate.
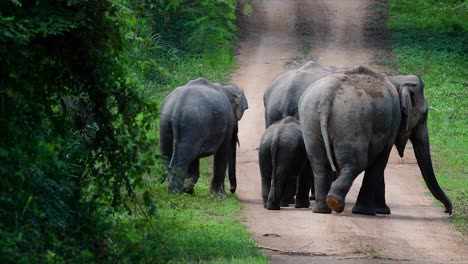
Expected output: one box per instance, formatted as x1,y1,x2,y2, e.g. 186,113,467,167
159,78,248,196
259,117,313,210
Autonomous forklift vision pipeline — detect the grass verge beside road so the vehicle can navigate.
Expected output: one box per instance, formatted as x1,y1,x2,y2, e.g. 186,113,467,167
387,0,467,232
109,52,268,263
110,160,267,263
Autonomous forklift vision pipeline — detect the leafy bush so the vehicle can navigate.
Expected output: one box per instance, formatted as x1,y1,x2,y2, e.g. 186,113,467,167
0,0,257,262
0,0,156,262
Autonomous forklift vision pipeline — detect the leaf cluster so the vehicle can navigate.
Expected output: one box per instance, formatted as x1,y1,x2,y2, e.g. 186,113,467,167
0,0,156,262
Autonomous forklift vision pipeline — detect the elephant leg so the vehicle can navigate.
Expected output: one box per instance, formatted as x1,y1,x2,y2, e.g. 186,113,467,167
267,164,287,210
327,144,367,213
295,162,312,208
183,158,200,194
327,165,363,213
353,146,392,215
159,123,173,183
210,141,229,197
168,141,199,194
228,126,238,193
375,172,391,215
259,147,272,208
306,140,333,213
351,170,378,215
280,175,296,207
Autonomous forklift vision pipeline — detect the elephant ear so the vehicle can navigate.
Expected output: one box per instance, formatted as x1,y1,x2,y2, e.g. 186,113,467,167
399,81,417,131
233,90,248,121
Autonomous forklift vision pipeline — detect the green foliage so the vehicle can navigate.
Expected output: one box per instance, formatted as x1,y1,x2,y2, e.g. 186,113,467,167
1,0,261,262
0,0,261,261
107,160,267,263
103,2,266,263
388,0,467,232
0,0,156,262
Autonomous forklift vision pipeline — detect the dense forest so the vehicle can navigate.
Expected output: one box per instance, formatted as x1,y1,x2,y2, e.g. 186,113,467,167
0,1,250,262
0,0,466,263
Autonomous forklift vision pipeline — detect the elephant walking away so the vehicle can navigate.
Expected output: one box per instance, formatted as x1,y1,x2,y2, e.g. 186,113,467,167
259,117,313,210
298,65,452,215
264,61,335,128
159,78,248,196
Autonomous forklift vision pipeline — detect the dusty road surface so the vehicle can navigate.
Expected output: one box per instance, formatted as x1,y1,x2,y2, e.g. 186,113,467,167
232,0,468,263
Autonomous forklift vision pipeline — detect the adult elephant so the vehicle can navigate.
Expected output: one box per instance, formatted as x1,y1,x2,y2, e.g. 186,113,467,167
298,65,452,215
159,78,248,196
263,61,335,128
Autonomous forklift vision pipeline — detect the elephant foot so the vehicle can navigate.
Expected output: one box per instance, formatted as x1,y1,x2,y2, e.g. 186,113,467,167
183,187,194,194
183,184,195,195
267,203,281,210
312,203,332,214
280,201,290,207
351,204,376,215
168,181,184,194
183,178,196,194
210,189,227,199
376,205,391,215
229,186,236,193
168,179,184,194
326,194,345,213
294,201,310,208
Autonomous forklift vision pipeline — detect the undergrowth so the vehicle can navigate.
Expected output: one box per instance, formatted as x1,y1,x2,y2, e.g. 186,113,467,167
109,159,267,263
387,0,467,232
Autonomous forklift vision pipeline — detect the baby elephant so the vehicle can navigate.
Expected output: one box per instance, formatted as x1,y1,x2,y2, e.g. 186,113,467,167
259,117,313,210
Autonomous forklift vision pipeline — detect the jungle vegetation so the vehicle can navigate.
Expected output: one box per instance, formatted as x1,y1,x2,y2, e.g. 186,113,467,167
0,0,264,263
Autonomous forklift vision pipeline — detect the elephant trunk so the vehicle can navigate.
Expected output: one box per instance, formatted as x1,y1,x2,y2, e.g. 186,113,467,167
228,125,238,193
410,121,452,214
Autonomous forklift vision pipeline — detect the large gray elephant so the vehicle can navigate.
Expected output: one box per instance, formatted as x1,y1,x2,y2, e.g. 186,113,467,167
263,61,335,127
298,65,452,215
259,117,313,210
159,78,248,196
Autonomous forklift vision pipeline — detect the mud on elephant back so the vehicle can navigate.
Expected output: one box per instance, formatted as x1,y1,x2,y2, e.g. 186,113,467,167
298,65,452,215
159,78,248,196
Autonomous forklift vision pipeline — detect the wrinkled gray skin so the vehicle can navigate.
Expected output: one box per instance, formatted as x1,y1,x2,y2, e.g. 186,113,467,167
263,61,333,200
298,65,452,215
160,78,248,196
264,61,335,127
259,117,313,210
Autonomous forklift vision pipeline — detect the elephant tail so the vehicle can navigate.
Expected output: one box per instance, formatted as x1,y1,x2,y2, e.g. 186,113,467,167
320,101,337,172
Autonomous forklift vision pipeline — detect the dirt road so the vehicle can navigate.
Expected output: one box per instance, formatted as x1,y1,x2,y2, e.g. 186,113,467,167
232,1,467,263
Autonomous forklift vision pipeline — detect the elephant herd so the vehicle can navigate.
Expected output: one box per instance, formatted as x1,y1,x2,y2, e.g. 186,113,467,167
159,61,452,216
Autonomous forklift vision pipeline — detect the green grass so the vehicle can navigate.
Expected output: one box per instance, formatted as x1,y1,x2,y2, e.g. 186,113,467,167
387,0,467,232
364,244,384,259
108,158,267,263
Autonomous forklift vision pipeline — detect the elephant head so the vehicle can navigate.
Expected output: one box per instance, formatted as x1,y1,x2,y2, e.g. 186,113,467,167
390,75,452,214
222,84,249,121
